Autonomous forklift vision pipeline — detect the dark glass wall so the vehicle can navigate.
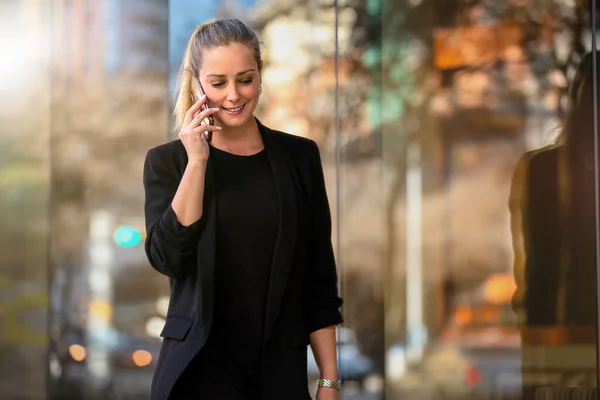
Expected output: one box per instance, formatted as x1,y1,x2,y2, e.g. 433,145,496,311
366,1,600,399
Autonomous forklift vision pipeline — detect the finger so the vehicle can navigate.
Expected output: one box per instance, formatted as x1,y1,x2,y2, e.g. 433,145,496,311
191,124,222,135
199,133,212,149
190,108,220,127
184,95,208,125
192,103,215,119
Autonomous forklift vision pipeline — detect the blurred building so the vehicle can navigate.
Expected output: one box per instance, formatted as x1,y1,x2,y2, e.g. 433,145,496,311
50,0,167,82
167,0,261,91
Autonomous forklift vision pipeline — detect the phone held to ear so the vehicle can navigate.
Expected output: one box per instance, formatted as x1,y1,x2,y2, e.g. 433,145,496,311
194,79,214,143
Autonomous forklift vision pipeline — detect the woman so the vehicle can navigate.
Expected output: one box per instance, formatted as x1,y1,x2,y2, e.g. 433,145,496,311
510,52,599,398
143,18,343,400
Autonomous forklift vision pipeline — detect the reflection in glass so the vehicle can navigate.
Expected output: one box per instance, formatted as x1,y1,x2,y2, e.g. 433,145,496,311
338,1,600,399
511,51,599,398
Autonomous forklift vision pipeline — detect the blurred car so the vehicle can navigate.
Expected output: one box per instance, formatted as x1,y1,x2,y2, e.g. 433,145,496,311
388,275,522,400
48,325,161,400
48,327,87,399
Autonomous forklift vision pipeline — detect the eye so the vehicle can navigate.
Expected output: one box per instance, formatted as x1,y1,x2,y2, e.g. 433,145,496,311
211,82,225,88
239,79,254,84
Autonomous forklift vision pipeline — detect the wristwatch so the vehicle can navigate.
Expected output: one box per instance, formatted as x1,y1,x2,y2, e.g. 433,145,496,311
317,379,341,390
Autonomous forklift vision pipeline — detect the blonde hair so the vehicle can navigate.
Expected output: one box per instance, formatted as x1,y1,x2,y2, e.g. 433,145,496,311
172,19,262,134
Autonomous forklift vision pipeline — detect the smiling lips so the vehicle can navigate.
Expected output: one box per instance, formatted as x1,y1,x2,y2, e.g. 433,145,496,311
222,104,245,115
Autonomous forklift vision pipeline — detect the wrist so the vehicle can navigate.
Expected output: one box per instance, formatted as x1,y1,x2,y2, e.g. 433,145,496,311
320,374,338,380
187,159,207,168
319,369,338,381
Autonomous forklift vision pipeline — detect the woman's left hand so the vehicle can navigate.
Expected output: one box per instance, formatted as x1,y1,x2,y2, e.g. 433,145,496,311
316,387,339,400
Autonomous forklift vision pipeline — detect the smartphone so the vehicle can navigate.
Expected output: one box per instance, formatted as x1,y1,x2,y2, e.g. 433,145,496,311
194,78,214,142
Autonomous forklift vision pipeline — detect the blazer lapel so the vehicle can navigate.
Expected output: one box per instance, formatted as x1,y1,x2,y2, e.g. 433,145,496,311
259,121,297,342
197,154,216,337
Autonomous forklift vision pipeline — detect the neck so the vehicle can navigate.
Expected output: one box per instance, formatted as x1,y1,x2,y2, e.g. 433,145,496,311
211,117,263,154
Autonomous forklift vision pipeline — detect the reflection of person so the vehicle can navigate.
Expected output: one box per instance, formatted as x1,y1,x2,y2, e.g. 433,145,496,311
510,52,599,397
143,19,343,400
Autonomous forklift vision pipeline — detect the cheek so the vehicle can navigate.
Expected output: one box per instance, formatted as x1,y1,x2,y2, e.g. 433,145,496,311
241,85,260,100
206,91,226,106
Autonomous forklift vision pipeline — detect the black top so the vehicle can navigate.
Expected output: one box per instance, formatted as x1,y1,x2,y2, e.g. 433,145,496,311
183,145,279,396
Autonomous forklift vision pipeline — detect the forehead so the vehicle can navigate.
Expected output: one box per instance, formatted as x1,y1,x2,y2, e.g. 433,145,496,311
200,43,256,75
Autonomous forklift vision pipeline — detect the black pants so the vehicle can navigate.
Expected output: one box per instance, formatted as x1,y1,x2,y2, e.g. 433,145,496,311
169,345,260,400
170,378,257,400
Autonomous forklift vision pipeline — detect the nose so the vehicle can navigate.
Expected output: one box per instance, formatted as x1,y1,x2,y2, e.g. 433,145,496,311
226,85,240,103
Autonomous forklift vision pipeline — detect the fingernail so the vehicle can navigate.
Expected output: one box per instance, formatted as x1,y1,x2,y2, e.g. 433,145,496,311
216,126,222,129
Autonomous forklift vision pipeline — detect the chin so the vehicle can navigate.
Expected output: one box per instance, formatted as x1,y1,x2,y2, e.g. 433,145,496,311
218,106,257,128
219,115,253,128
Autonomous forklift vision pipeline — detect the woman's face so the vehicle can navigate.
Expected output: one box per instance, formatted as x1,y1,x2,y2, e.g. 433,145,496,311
198,43,261,129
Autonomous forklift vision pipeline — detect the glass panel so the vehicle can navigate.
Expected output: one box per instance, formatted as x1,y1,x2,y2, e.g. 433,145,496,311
0,1,51,398
338,0,600,399
47,0,169,398
336,0,386,398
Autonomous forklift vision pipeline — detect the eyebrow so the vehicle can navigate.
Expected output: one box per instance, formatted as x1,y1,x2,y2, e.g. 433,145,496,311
206,69,255,78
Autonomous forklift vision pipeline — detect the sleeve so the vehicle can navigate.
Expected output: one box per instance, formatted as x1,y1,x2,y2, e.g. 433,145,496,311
306,141,344,333
143,148,205,279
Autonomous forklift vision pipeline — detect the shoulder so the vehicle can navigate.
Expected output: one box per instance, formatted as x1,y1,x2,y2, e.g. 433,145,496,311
144,139,187,178
265,126,317,151
510,146,560,203
511,145,559,190
527,145,560,175
147,139,186,161
513,145,559,176
145,139,187,168
261,124,320,161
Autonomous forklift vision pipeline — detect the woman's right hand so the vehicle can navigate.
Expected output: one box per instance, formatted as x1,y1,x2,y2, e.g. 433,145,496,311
179,95,221,164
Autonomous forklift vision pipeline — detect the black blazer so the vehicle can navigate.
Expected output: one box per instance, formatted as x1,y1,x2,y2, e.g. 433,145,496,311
143,119,343,400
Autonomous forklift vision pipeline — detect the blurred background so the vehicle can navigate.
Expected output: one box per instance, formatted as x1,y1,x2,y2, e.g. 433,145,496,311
2,0,600,399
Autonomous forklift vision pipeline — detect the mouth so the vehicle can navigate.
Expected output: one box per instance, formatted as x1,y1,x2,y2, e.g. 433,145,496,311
222,104,246,115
